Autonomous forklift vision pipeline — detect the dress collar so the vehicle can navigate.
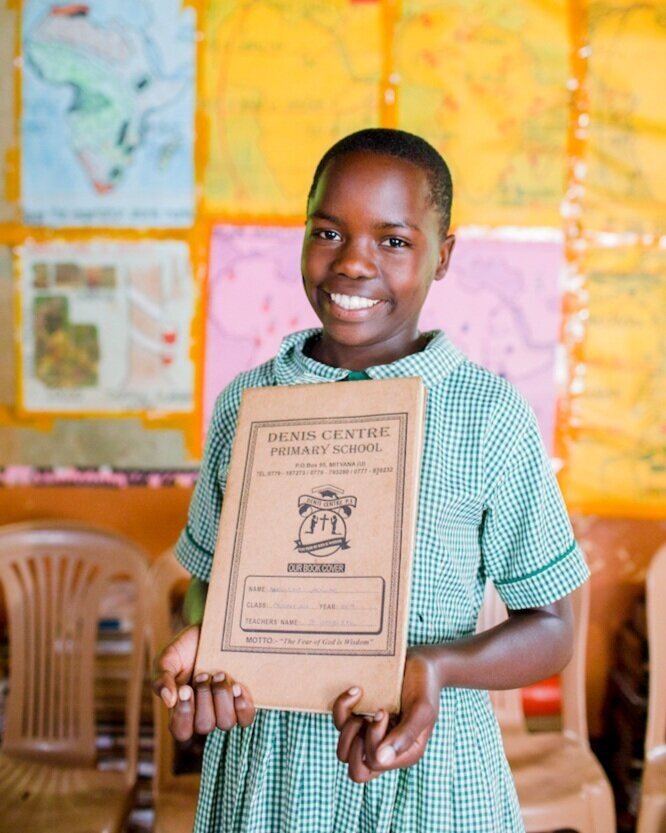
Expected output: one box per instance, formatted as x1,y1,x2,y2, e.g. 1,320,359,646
273,328,465,389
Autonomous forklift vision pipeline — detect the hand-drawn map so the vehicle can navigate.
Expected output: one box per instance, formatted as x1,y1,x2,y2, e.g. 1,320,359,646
19,241,195,412
205,226,563,448
21,0,195,227
394,0,570,228
583,2,666,236
202,0,382,218
559,245,666,516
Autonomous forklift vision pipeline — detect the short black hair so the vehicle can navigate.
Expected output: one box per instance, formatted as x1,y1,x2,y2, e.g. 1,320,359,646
307,128,453,236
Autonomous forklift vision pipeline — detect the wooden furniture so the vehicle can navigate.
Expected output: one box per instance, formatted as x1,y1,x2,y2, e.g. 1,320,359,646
637,544,666,833
148,549,200,833
0,520,148,833
478,581,617,832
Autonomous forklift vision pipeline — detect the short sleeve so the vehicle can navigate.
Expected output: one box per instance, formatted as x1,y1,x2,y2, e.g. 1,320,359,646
481,402,589,610
174,376,244,582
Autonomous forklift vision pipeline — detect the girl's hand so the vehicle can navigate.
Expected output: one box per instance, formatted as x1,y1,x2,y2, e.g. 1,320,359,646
365,648,441,773
333,688,391,783
152,624,256,741
332,648,442,782
333,687,372,780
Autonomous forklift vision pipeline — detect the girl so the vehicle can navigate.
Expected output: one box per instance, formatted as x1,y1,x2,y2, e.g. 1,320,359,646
154,128,589,833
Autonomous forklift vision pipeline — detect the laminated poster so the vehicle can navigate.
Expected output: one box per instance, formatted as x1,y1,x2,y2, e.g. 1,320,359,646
19,241,195,414
21,0,195,227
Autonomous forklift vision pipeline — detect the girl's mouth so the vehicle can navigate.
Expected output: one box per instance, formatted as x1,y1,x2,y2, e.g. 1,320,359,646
328,292,382,312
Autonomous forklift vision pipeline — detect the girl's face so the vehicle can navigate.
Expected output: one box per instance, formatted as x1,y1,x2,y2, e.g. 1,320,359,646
301,151,455,370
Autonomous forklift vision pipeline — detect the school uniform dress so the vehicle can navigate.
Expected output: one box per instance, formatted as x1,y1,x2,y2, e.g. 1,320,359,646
176,328,590,833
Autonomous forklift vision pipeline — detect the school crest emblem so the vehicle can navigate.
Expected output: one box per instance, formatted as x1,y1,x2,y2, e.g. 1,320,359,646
295,484,357,557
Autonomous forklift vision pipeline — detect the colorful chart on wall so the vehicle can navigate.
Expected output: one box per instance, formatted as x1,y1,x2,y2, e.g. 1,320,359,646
0,1,18,223
21,0,195,228
2,0,663,506
583,1,666,236
204,226,563,448
394,0,570,228
559,246,666,517
18,241,196,413
201,0,382,218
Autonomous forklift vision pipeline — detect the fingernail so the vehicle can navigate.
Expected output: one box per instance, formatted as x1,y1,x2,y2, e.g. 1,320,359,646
348,686,360,696
374,710,384,722
194,673,209,684
232,684,242,698
377,745,395,764
161,688,175,708
178,685,192,702
213,672,226,683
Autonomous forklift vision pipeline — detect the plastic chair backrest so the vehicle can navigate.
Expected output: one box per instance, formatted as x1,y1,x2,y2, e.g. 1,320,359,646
0,520,148,777
478,579,590,742
148,549,191,792
645,544,666,758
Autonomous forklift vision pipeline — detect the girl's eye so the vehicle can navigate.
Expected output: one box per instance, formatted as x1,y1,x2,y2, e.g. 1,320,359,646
385,237,408,248
314,229,341,241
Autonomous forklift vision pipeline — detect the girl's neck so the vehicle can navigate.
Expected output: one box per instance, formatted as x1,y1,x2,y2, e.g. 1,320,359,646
307,331,430,371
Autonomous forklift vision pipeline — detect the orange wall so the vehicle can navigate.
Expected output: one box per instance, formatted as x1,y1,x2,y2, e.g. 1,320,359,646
0,487,192,559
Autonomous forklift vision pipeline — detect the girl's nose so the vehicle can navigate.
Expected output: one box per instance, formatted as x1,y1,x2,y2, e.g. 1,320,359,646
333,239,377,280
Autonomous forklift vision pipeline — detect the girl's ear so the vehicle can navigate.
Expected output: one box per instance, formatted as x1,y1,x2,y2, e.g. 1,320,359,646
434,234,456,282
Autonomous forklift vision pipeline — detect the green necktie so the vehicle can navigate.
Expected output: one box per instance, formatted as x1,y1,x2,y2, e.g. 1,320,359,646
344,370,370,381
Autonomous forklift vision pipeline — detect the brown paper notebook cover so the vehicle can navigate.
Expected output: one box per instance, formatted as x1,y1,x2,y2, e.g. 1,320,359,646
195,376,426,715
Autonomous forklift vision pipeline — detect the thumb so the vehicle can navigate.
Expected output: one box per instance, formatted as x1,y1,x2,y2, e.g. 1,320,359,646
375,700,435,765
152,624,201,706
152,671,178,709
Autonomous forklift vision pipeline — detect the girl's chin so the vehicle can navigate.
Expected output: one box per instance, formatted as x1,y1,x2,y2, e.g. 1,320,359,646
316,325,420,362
319,320,386,345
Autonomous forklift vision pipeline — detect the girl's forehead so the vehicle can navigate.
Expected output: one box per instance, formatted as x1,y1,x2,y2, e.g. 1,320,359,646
311,151,433,211
322,150,427,184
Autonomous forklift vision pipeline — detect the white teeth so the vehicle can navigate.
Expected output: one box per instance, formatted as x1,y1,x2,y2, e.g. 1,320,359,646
330,292,380,311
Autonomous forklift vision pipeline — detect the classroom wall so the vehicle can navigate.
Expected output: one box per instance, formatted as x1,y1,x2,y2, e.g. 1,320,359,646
0,0,664,738
0,486,192,558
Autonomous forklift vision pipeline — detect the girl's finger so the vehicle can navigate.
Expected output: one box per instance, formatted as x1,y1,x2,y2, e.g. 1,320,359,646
193,673,216,735
332,686,363,731
336,714,365,763
169,684,195,742
152,625,201,688
347,732,377,784
211,673,237,731
232,682,256,728
363,709,391,769
153,673,177,709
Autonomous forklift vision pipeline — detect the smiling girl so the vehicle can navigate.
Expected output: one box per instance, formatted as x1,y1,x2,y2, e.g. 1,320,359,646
154,128,589,833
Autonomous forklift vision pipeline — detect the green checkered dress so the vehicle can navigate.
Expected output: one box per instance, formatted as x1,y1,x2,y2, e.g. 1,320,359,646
176,329,589,833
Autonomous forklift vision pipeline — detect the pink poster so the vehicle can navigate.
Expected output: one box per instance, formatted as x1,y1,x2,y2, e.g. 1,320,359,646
205,226,563,448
